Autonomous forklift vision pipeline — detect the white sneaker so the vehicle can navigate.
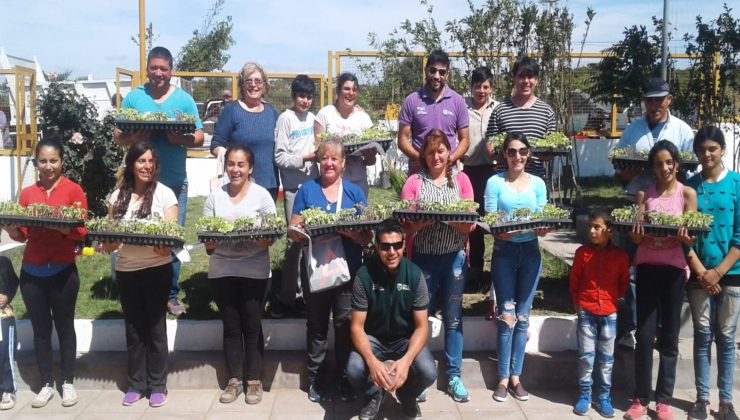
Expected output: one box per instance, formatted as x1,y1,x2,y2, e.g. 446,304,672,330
0,392,16,410
61,382,78,407
31,384,54,408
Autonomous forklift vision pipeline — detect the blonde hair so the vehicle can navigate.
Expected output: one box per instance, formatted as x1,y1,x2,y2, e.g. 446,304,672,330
239,62,270,97
316,138,346,162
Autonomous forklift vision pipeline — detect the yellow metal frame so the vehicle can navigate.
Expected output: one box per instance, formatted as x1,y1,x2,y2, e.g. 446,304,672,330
0,66,38,195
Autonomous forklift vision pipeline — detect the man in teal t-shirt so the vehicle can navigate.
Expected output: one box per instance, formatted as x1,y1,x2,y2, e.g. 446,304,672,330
113,46,204,316
346,220,436,420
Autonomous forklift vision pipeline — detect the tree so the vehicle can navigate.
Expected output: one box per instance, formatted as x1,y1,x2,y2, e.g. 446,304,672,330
589,22,664,110
37,82,124,217
130,22,159,54
175,0,235,72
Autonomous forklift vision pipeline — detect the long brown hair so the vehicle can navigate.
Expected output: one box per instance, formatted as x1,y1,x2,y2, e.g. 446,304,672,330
418,129,453,188
111,142,160,220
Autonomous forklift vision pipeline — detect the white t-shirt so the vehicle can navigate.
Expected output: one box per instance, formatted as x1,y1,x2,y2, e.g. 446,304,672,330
315,105,373,185
109,182,178,272
274,109,318,190
203,183,276,280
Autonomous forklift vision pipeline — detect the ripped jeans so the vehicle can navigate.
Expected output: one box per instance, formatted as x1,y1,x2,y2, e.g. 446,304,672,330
413,249,467,379
491,239,541,380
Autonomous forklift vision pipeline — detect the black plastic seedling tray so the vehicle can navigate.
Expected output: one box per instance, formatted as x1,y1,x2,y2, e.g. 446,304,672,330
198,229,285,243
394,209,479,223
305,220,381,237
115,120,196,134
0,215,84,229
532,148,571,157
611,221,710,237
611,156,699,171
485,218,573,235
87,231,185,248
343,139,394,154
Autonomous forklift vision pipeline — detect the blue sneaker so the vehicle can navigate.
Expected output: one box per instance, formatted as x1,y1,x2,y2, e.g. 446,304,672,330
447,377,469,402
416,389,427,403
573,394,591,415
594,396,615,418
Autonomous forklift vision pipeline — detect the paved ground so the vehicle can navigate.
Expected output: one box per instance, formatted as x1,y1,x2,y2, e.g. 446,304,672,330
2,386,736,419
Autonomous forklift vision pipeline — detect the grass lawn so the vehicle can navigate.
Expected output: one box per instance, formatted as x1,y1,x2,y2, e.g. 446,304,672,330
2,183,593,320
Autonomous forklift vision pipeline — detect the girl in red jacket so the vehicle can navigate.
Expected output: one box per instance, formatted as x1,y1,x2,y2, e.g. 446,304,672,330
4,138,87,409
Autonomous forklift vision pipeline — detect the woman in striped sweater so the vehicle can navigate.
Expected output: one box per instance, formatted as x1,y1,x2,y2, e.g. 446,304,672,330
400,129,475,403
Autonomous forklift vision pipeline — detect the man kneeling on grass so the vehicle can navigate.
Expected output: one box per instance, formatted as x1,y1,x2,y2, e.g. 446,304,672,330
347,219,437,420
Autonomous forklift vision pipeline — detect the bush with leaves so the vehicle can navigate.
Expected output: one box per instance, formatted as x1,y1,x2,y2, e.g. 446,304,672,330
38,82,124,217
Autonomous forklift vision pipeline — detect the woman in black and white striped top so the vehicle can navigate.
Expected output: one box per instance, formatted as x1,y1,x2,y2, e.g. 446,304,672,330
484,57,556,178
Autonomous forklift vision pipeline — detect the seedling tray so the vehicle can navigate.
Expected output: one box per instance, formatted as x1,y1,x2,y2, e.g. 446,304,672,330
87,231,185,248
611,156,699,171
611,221,710,237
198,229,284,243
393,209,479,223
115,120,196,134
533,148,571,157
485,218,573,235
0,215,84,229
305,220,380,237
344,139,394,153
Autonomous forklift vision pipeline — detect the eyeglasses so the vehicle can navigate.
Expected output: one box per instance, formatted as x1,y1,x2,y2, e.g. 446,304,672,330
243,78,264,86
506,147,530,158
428,67,448,76
378,241,404,252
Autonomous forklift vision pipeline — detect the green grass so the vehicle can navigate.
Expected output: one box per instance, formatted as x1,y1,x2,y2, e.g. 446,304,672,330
1,182,612,320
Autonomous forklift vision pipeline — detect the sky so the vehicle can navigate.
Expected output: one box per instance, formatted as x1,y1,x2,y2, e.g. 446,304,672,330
0,0,731,80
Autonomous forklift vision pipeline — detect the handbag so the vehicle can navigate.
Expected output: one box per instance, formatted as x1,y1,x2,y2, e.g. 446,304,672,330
209,148,228,191
293,181,351,292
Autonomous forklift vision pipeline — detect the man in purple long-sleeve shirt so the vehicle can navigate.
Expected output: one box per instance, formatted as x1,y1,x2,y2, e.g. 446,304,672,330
397,49,469,173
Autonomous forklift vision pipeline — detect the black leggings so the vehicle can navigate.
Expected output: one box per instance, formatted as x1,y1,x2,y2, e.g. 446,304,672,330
211,276,268,381
20,265,79,385
305,282,352,380
117,264,172,394
634,263,685,404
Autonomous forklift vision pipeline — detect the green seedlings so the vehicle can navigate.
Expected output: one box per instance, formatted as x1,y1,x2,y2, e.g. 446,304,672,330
487,133,506,151
115,108,196,123
0,201,86,219
610,206,712,228
197,212,287,233
481,204,571,224
610,148,697,163
398,200,479,213
87,217,185,239
532,132,572,150
197,216,234,234
316,127,394,145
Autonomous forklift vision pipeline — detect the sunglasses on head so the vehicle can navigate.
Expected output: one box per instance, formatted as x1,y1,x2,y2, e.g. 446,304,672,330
428,67,448,76
506,147,529,158
378,241,404,252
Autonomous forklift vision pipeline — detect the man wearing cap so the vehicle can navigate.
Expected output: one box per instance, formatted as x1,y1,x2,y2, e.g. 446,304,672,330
615,78,694,195
397,49,469,173
613,78,694,352
347,220,436,420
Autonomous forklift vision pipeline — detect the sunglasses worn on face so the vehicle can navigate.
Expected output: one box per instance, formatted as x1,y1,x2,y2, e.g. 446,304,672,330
506,147,529,158
378,241,404,252
428,67,448,76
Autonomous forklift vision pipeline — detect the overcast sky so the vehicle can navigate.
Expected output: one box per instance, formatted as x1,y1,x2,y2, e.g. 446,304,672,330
0,0,729,79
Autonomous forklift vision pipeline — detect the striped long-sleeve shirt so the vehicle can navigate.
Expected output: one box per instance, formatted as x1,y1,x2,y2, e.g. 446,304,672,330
484,98,556,178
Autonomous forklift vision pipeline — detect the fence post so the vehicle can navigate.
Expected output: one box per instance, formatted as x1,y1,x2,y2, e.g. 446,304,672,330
327,51,333,107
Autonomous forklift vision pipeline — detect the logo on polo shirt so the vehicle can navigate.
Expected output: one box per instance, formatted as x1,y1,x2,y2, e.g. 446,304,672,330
442,109,454,117
396,284,410,292
416,106,427,116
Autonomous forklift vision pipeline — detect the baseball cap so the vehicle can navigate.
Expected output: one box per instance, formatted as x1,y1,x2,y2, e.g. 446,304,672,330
643,78,671,98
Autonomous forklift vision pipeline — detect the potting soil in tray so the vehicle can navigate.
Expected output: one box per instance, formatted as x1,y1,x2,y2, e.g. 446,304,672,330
393,209,479,223
115,120,196,134
485,218,573,235
87,231,185,248
0,215,84,229
611,221,710,237
305,220,381,237
198,230,285,243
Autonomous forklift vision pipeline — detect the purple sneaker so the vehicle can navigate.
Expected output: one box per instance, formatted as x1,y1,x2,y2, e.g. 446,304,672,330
122,391,142,406
149,392,167,408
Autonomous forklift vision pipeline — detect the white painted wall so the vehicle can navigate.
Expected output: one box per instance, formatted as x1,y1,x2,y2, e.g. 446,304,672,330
0,156,36,202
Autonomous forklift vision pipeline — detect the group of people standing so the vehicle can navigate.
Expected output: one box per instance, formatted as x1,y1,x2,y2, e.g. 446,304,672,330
0,43,735,420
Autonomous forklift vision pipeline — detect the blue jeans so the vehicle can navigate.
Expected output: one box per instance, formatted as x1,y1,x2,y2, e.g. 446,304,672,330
687,283,740,403
413,249,467,379
168,184,188,301
346,335,437,403
577,310,617,398
491,239,541,379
